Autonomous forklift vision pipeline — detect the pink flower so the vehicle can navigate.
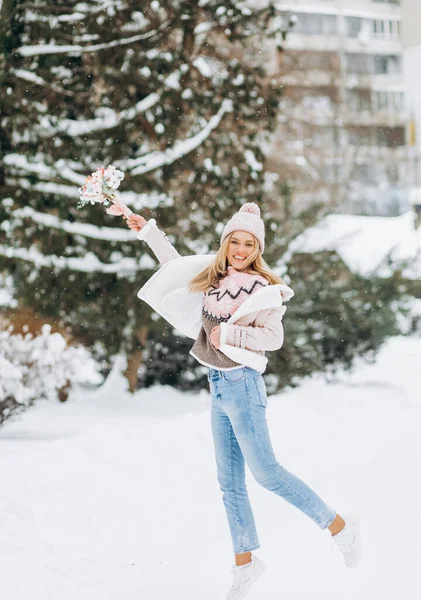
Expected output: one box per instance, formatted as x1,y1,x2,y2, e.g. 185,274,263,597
77,166,131,217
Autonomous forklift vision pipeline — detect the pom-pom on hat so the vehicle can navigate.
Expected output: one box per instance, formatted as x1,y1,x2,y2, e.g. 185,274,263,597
220,202,265,253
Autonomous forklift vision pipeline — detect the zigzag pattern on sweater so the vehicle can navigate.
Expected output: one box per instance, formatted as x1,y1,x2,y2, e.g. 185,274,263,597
202,306,231,324
207,279,267,302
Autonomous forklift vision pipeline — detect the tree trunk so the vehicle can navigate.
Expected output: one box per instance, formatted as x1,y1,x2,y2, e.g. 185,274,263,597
126,349,143,394
125,325,149,393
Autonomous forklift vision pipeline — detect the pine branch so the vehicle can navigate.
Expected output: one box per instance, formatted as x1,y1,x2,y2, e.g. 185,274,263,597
17,19,172,56
4,153,85,184
11,207,138,242
34,92,161,138
11,68,76,97
0,244,155,274
122,99,233,176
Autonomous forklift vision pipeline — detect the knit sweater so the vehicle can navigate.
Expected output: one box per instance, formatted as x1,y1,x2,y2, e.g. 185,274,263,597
190,266,269,370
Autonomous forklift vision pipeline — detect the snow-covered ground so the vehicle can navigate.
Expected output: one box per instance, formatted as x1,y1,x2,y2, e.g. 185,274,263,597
1,336,420,600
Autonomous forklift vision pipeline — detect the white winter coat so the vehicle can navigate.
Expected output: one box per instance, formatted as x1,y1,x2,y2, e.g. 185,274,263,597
137,219,294,373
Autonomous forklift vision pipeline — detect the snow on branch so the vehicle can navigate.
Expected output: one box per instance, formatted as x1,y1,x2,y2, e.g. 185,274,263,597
17,20,171,57
54,160,87,185
0,244,156,274
11,207,138,242
9,177,173,211
34,67,184,138
38,93,160,138
10,178,84,199
123,99,233,176
12,69,75,96
4,154,85,185
5,153,57,180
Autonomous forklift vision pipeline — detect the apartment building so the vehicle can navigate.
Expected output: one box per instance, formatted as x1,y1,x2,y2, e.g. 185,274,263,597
262,0,407,215
401,0,421,193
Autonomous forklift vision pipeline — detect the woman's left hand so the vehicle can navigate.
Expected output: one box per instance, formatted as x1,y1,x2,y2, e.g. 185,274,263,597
210,325,221,350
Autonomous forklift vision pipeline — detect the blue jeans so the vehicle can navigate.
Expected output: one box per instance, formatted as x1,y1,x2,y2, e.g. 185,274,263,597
208,366,336,554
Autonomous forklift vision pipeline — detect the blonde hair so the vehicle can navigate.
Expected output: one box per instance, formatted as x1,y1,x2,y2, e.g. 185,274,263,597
188,232,286,293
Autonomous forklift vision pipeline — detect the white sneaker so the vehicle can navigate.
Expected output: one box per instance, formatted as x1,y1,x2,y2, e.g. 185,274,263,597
227,555,266,600
332,514,362,568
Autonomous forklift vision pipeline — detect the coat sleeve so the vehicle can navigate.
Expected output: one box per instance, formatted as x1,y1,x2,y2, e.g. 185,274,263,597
137,219,181,265
219,306,285,352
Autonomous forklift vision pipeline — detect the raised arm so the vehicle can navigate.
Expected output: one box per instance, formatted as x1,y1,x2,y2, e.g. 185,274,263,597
125,214,181,266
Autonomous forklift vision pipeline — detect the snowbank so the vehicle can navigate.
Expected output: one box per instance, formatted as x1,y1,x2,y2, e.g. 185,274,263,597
286,211,421,279
0,325,102,425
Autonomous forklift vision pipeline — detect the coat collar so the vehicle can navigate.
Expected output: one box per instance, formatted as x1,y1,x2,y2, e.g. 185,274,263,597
226,282,292,323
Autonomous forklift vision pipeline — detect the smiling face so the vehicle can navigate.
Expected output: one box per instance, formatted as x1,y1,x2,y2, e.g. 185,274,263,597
227,230,256,270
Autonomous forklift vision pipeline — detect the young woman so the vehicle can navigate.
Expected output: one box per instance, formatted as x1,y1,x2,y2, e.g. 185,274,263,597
126,203,362,600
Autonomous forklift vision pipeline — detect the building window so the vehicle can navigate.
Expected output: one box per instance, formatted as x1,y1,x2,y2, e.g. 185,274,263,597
346,17,363,38
348,127,373,146
376,127,405,146
347,90,371,112
345,53,372,74
293,13,338,36
393,91,404,111
372,19,401,40
375,91,388,110
345,54,402,75
373,91,404,112
296,51,339,71
374,54,402,75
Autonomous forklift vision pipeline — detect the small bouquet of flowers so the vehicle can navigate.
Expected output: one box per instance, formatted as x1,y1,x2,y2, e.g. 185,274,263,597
77,166,132,218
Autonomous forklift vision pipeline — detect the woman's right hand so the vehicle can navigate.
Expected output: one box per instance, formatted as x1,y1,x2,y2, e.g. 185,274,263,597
124,213,147,232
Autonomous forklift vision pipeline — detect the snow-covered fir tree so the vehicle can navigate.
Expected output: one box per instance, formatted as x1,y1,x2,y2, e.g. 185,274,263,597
0,0,290,388
268,250,403,391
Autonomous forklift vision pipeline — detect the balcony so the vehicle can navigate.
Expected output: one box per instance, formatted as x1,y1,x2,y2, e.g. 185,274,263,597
280,104,406,128
284,33,402,54
342,109,406,127
285,33,341,52
345,36,402,54
273,0,401,18
278,70,404,90
285,144,407,161
347,145,407,160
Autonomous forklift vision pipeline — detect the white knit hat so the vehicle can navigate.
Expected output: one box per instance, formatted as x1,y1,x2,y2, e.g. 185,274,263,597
220,202,265,253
